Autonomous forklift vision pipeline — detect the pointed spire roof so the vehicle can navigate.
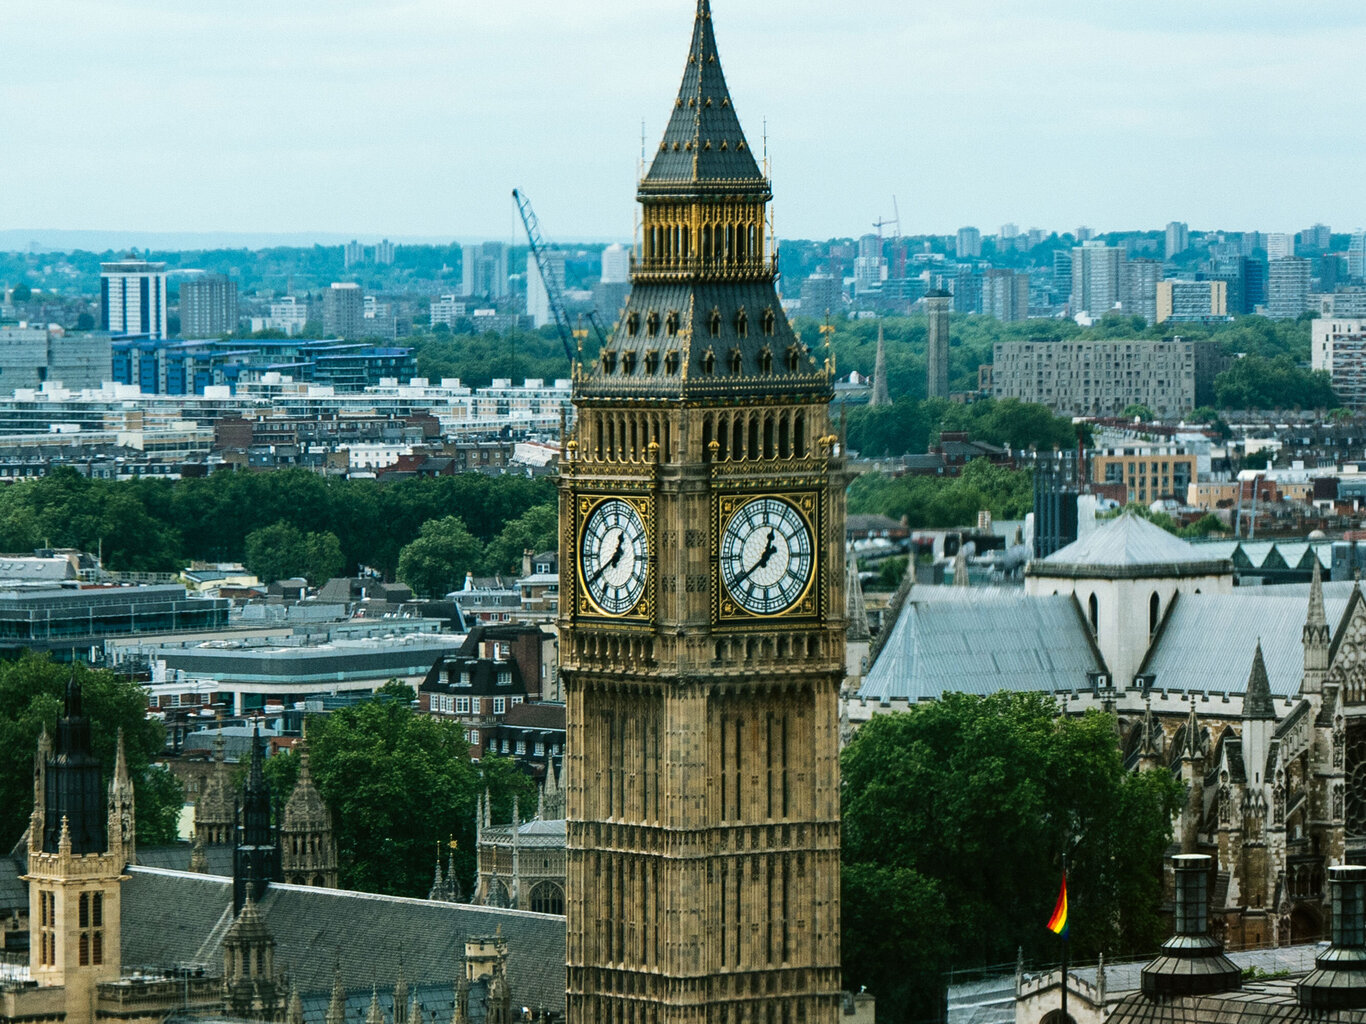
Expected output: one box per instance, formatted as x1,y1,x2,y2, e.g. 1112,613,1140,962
870,325,890,407
283,736,331,831
642,0,765,193
1244,641,1276,720
366,986,385,1024
1307,556,1328,631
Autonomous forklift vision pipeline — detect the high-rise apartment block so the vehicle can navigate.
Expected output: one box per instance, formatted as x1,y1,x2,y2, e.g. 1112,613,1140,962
981,269,1029,322
179,274,238,339
100,260,168,339
992,337,1222,416
599,243,630,284
1071,242,1123,316
956,227,982,258
1299,224,1331,252
1156,280,1228,323
1349,233,1366,280
1266,233,1295,260
460,243,510,299
264,296,309,336
853,234,886,294
954,267,983,314
1121,258,1163,324
430,295,468,329
0,325,111,392
1165,221,1189,258
800,273,843,315
1266,257,1312,319
926,290,951,398
321,283,364,339
1052,251,1073,300
1313,318,1366,408
373,239,395,266
525,249,565,329
343,240,365,269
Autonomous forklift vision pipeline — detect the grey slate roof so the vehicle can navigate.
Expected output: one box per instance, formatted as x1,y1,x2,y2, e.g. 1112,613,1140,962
1031,512,1232,578
641,0,765,190
121,868,566,1013
858,590,1105,703
1140,588,1352,698
135,843,234,876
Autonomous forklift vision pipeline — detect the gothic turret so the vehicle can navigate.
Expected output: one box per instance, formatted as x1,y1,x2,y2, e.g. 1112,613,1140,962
233,723,282,913
1303,558,1331,694
222,894,287,1020
196,731,236,845
44,676,106,855
280,735,338,888
108,729,135,865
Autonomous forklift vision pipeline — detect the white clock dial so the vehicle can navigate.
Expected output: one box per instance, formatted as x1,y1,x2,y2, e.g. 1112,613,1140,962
720,497,814,615
581,499,649,615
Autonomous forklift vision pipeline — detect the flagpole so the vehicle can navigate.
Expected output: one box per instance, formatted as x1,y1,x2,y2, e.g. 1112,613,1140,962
1060,851,1069,1024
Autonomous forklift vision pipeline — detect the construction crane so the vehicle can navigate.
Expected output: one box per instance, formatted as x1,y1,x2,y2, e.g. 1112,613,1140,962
891,195,907,280
512,189,607,365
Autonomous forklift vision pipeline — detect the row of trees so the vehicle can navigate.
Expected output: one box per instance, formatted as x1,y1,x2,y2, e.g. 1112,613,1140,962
0,468,556,581
845,396,1085,459
847,459,1034,528
841,693,1183,1023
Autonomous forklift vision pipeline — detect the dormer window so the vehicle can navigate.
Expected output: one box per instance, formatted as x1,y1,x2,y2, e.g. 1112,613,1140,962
761,308,776,336
728,348,743,374
709,309,722,338
601,350,617,373
666,311,680,336
758,346,773,375
702,348,716,374
734,309,748,338
626,312,640,336
786,343,804,372
645,350,660,375
621,351,637,375
665,350,680,375
646,312,660,336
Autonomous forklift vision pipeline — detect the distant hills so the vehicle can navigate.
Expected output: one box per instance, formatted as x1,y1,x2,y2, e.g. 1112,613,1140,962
0,230,624,254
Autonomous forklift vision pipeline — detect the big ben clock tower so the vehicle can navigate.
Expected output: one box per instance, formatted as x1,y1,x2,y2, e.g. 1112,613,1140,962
560,2,845,1021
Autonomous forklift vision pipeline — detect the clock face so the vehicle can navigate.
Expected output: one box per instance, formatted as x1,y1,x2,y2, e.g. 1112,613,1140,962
719,496,815,615
580,498,649,616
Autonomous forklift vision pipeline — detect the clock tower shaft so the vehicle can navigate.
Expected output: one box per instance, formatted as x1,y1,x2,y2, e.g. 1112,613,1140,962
560,4,845,1022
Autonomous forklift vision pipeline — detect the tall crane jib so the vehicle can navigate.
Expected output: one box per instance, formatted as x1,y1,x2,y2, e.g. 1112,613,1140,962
511,189,608,367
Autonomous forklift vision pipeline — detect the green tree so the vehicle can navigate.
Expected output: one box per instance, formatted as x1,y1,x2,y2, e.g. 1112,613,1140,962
1122,404,1156,420
483,504,558,575
841,694,1183,1023
10,282,31,302
397,516,484,597
243,520,347,585
262,700,532,897
1214,354,1336,410
0,654,180,849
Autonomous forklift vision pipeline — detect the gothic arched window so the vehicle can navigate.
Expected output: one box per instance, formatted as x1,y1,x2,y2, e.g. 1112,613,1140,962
1088,593,1099,636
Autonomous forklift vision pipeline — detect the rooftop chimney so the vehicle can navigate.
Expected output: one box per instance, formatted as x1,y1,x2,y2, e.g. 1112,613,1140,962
1139,854,1241,998
1297,865,1366,1010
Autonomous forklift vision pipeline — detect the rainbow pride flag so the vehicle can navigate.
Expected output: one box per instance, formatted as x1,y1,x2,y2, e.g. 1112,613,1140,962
1046,873,1069,939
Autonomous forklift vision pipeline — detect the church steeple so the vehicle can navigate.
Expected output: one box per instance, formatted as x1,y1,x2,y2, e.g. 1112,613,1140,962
1303,558,1330,694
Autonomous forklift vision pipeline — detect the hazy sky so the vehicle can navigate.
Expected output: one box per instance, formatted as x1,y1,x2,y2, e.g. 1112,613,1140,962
4,1,1365,245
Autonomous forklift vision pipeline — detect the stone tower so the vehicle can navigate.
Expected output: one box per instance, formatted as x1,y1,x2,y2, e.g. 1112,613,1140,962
233,724,282,913
25,678,132,1024
559,3,845,1020
280,736,338,888
869,323,890,407
926,289,950,399
221,895,288,1021
195,731,236,846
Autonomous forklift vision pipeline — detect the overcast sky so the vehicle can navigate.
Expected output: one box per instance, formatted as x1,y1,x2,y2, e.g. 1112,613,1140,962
3,1,1364,246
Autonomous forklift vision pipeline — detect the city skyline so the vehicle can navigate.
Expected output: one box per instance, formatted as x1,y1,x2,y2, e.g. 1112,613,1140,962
4,2,1366,244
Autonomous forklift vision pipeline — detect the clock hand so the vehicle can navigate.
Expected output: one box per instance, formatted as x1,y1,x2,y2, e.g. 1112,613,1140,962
732,529,779,585
587,534,625,585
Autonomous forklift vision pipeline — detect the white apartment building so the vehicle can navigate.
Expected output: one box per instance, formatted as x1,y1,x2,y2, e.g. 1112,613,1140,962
430,295,468,329
100,260,168,339
1312,318,1366,408
526,249,565,329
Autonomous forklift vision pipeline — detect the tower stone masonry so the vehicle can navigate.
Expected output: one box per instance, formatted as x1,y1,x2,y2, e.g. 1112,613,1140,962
560,2,846,1019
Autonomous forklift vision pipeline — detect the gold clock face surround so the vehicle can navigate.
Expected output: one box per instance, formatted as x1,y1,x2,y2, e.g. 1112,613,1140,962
579,497,650,616
718,495,815,616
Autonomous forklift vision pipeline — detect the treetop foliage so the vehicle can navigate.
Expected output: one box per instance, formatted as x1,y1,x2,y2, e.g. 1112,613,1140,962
0,467,555,578
263,695,535,897
841,693,1183,1024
